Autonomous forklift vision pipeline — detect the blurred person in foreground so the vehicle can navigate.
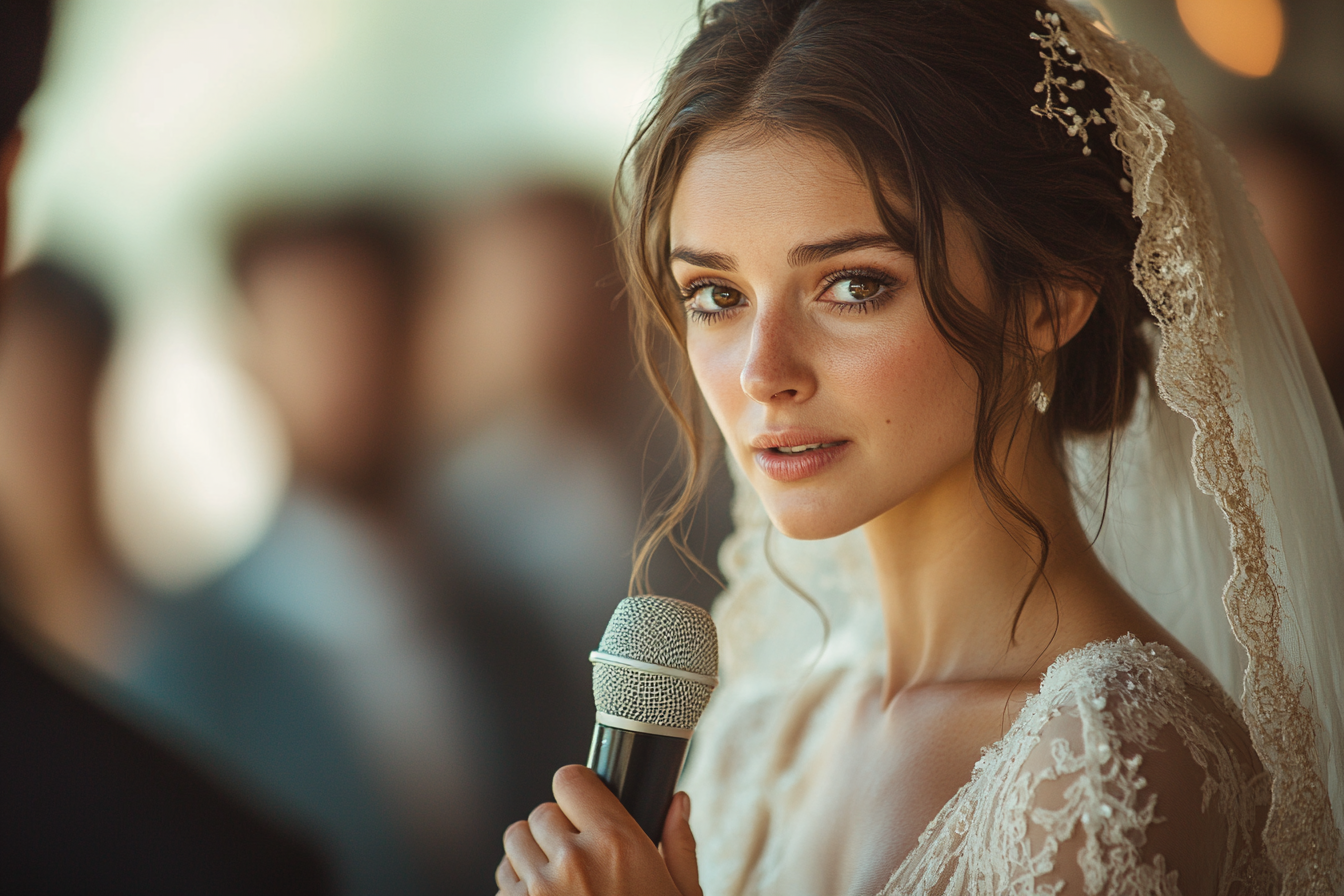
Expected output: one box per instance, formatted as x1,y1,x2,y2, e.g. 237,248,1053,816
125,208,485,896
1226,114,1344,414
0,4,332,893
0,263,127,676
409,186,731,853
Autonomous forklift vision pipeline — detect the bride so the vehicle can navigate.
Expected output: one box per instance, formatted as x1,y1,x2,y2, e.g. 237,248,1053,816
496,1,1344,894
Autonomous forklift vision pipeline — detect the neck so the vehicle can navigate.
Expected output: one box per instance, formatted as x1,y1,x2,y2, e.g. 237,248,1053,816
864,429,1099,701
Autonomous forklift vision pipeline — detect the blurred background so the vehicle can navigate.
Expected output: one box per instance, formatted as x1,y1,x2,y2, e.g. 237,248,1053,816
0,0,1339,893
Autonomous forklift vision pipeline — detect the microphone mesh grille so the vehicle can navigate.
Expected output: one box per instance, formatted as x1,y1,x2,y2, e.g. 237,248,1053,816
592,596,719,730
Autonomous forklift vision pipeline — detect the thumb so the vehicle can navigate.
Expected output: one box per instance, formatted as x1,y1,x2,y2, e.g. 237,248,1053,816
661,792,702,896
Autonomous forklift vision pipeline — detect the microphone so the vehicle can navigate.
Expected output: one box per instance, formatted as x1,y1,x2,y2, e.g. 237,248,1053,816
587,595,718,843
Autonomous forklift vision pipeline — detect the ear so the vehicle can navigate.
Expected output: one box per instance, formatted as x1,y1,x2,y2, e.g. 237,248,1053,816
1028,278,1098,357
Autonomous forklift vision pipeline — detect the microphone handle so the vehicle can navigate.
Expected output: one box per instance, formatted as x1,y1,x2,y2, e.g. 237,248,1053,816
586,723,691,843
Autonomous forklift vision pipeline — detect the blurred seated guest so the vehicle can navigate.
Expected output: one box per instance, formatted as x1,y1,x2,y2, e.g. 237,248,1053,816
124,207,484,896
409,186,732,840
412,188,650,643
0,263,127,676
0,260,333,896
1226,113,1344,413
1,5,331,892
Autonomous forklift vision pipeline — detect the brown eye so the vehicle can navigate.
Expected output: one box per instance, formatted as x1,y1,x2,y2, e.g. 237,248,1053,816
712,286,742,307
839,277,882,301
685,283,745,314
828,274,894,307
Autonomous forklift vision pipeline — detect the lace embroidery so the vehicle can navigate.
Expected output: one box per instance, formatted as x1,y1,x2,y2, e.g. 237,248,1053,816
876,637,1272,896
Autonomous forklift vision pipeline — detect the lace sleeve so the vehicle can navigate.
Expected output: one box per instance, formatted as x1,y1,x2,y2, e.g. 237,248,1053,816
1010,670,1269,896
1018,704,1193,894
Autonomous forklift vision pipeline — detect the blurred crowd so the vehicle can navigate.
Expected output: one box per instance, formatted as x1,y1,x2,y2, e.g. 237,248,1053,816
0,185,732,894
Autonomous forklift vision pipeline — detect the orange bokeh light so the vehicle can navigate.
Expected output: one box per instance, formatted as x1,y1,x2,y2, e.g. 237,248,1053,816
1176,0,1285,78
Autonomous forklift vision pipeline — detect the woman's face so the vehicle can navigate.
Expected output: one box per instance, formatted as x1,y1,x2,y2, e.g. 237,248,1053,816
669,132,986,540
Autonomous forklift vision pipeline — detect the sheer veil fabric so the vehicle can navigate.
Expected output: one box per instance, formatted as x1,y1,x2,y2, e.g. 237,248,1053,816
677,3,1344,894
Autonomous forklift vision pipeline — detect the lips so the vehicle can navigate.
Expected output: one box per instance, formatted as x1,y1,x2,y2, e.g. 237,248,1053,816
750,432,851,482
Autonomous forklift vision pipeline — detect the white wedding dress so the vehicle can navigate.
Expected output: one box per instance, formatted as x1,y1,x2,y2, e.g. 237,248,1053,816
683,461,1272,896
678,4,1344,895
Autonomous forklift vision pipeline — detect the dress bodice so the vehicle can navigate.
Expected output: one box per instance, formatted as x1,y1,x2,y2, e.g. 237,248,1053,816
681,635,1275,896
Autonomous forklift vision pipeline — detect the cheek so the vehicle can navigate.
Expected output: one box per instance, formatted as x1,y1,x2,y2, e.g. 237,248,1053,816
828,310,979,483
686,327,749,429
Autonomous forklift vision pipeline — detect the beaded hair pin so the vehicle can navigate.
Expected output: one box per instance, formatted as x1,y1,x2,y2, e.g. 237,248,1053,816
1029,9,1131,192
1029,10,1105,156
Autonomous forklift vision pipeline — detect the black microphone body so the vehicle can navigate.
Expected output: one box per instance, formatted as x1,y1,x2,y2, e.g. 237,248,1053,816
586,595,718,846
587,723,691,843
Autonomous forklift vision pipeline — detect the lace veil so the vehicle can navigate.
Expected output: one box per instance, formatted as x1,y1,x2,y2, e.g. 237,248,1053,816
699,4,1344,893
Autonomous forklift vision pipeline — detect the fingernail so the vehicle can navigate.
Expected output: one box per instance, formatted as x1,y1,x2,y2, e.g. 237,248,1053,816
681,792,692,820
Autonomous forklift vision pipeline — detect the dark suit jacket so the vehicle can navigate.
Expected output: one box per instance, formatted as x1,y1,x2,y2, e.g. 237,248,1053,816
0,623,334,895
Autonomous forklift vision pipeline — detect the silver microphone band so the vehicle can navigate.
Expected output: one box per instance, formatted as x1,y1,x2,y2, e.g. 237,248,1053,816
588,651,719,688
594,711,694,739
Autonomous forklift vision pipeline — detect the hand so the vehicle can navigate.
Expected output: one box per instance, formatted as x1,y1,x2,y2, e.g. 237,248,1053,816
496,765,702,896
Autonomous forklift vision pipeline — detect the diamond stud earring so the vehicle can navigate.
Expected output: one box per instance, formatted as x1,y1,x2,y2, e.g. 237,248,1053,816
1029,381,1051,414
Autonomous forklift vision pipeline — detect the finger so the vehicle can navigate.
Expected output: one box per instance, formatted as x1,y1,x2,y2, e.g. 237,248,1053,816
495,854,526,895
502,820,549,882
552,764,637,835
528,801,579,858
661,792,703,896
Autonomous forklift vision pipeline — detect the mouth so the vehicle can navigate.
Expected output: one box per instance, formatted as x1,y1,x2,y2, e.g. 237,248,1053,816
751,436,851,482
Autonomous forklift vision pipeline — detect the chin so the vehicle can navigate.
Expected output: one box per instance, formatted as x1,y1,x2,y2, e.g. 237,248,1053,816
762,493,875,541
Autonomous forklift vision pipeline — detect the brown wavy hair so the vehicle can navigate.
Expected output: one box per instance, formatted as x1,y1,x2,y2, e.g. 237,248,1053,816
621,0,1150,632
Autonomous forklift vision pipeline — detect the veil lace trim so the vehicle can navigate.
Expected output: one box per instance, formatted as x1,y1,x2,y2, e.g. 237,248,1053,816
1057,5,1343,891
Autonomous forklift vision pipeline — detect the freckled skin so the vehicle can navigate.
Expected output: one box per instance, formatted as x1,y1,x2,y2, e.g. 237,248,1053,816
671,135,985,541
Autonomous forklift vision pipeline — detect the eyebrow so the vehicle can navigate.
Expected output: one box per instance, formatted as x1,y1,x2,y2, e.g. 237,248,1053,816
669,247,737,270
787,232,907,267
669,231,907,272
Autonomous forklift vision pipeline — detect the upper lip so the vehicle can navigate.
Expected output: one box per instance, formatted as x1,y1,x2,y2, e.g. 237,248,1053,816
749,429,848,450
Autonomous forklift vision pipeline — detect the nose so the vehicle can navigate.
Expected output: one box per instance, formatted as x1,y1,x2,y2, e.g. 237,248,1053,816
739,303,817,404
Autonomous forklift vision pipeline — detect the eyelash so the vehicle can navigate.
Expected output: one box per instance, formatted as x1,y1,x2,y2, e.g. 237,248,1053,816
819,268,902,314
680,278,741,324
679,267,902,323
